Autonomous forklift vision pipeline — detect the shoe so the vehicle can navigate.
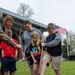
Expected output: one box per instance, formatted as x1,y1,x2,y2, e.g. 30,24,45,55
47,63,49,66
19,58,25,62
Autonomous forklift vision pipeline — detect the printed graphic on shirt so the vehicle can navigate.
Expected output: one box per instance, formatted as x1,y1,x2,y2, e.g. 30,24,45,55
32,46,41,57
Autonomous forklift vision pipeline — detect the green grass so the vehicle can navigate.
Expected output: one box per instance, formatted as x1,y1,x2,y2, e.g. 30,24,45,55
15,61,75,75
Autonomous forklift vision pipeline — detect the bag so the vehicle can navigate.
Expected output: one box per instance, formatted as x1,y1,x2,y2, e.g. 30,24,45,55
17,49,23,60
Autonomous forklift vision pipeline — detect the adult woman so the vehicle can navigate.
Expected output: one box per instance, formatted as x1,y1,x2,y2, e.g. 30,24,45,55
2,15,18,40
1,15,19,75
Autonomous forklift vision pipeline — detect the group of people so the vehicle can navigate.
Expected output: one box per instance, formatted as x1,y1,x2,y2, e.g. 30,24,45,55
0,14,62,75
0,15,21,75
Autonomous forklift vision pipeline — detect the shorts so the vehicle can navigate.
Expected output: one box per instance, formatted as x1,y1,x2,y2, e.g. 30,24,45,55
27,57,33,67
34,55,41,65
27,55,41,66
2,57,16,72
43,52,61,70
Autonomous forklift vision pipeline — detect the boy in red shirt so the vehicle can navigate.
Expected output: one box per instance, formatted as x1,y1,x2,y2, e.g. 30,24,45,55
1,30,18,75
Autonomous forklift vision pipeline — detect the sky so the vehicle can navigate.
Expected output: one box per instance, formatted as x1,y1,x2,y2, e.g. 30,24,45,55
0,0,75,33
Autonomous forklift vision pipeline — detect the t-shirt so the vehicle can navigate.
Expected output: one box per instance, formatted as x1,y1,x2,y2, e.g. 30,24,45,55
22,28,43,52
30,43,42,57
1,39,18,57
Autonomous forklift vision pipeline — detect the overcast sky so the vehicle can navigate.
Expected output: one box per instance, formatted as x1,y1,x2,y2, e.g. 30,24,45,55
0,0,75,33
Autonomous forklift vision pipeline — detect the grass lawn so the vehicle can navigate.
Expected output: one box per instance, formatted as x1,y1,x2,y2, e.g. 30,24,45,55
15,61,75,75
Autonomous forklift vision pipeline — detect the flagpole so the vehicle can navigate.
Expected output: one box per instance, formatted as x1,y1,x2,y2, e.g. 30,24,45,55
66,31,69,56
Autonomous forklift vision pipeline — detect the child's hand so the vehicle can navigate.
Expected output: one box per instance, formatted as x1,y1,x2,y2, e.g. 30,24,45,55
33,59,37,63
15,55,17,58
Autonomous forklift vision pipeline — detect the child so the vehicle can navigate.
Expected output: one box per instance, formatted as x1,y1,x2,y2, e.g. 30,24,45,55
1,30,18,75
30,31,42,75
40,23,62,75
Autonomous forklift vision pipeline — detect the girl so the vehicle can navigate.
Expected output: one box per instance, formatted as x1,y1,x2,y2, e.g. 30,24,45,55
30,31,42,75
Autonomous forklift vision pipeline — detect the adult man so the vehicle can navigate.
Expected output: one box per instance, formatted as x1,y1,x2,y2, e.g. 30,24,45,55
22,20,43,75
41,23,62,75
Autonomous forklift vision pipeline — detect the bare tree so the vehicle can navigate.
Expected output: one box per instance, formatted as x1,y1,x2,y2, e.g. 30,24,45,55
17,3,34,18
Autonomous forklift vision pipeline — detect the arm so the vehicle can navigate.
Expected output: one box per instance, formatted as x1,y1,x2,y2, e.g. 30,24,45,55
30,44,35,60
30,44,37,63
30,51,35,60
2,49,4,57
35,28,43,40
35,28,46,43
0,25,21,49
30,51,37,63
0,25,16,47
15,50,18,58
45,33,62,47
14,40,18,57
38,30,43,40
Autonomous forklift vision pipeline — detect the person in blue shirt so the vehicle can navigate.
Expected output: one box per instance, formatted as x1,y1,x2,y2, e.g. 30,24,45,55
22,20,43,75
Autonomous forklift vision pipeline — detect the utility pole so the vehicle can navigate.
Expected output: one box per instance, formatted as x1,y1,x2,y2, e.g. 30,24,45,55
66,31,69,56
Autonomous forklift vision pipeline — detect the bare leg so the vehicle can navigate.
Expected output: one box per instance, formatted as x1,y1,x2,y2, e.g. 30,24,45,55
33,63,39,75
40,60,47,75
11,72,15,75
4,72,8,75
54,70,61,75
38,60,42,75
30,65,33,75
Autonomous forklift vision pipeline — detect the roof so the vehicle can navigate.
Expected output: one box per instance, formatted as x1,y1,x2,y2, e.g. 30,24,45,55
0,7,47,29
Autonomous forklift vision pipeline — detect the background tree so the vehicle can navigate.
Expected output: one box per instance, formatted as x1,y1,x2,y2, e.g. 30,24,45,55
62,31,75,58
17,3,34,18
62,31,75,59
62,39,67,58
67,31,75,55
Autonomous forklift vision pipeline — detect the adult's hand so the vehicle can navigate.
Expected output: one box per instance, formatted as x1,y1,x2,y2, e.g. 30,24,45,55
41,43,45,47
15,44,22,50
41,36,45,43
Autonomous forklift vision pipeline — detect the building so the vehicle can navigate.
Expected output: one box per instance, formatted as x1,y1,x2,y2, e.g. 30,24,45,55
0,7,48,74
0,7,47,35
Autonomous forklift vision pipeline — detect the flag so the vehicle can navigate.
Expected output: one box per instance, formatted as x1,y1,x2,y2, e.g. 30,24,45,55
55,25,66,34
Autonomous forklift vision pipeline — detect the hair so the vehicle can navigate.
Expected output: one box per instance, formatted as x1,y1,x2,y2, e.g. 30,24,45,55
47,23,55,30
31,31,40,46
23,20,31,25
3,15,14,25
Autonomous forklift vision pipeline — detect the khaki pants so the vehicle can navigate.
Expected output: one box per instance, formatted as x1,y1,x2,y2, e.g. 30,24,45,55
43,52,61,70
